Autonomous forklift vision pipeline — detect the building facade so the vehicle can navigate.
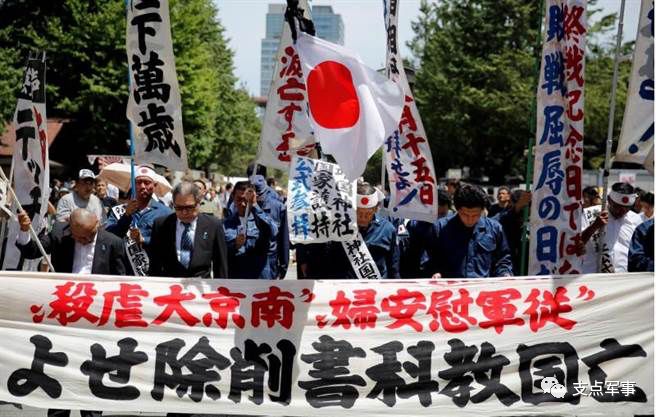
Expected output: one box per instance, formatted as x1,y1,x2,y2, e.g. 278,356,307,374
260,4,344,97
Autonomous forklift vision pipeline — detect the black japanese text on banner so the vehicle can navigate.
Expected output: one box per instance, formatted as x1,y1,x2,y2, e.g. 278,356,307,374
616,0,654,169
0,272,652,416
3,54,49,270
257,0,316,169
529,0,586,275
341,232,382,279
126,0,187,171
382,0,438,223
287,156,357,243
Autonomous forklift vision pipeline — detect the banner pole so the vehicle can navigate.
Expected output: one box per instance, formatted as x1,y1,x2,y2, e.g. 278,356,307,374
0,166,55,272
520,0,545,276
598,0,627,272
126,0,137,199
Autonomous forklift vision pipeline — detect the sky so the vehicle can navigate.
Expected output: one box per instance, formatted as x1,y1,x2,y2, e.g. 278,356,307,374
215,0,642,97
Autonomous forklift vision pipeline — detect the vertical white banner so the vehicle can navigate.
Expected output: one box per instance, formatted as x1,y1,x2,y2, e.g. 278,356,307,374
616,0,654,168
257,0,317,170
529,0,586,275
3,54,49,270
382,0,438,223
126,0,187,171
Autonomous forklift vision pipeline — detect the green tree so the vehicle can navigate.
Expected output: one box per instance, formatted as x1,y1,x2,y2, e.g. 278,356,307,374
0,0,259,175
408,0,636,183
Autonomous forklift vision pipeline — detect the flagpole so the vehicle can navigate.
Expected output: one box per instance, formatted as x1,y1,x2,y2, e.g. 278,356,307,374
126,0,137,199
0,166,55,271
598,0,626,272
519,0,545,276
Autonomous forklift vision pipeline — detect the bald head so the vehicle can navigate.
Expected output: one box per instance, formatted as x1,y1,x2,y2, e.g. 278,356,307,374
70,209,98,245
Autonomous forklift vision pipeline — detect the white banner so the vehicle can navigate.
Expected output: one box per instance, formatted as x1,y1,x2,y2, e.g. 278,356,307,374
0,272,652,416
529,0,586,275
3,53,50,270
287,156,357,243
256,0,317,170
616,0,654,168
126,0,187,171
382,0,438,223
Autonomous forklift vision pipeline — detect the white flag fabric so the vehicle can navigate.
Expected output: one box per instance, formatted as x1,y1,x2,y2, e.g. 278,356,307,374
382,0,438,223
256,0,317,169
616,0,654,169
3,54,49,271
126,0,187,171
295,32,404,181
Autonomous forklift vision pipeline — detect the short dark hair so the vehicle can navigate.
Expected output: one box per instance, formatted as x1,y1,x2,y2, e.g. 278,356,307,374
225,182,233,191
453,184,488,210
267,177,276,187
437,189,451,207
233,181,254,193
497,186,510,194
173,181,203,204
583,185,599,199
641,191,654,206
611,182,635,195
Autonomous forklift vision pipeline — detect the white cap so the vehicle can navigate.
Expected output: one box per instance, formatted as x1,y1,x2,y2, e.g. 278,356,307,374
78,169,95,180
135,166,157,181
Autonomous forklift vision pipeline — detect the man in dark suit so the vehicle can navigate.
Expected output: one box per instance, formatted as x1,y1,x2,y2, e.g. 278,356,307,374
17,208,129,275
17,207,127,417
148,181,228,278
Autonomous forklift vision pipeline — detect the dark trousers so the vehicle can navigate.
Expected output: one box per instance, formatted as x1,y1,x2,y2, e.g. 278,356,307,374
47,410,102,417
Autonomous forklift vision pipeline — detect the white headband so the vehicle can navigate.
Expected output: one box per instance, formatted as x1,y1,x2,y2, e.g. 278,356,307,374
357,189,385,209
135,166,157,181
608,190,636,207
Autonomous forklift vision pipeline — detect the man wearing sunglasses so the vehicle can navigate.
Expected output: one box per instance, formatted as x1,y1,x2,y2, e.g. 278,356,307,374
148,181,228,278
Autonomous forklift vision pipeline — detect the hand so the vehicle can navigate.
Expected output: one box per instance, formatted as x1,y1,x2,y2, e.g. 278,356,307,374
431,273,442,279
245,188,257,206
17,211,31,232
574,241,586,256
235,233,246,249
129,227,144,245
125,199,141,216
515,191,532,211
593,210,609,229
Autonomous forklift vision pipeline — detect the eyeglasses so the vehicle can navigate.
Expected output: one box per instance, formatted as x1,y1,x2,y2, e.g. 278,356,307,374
174,204,198,212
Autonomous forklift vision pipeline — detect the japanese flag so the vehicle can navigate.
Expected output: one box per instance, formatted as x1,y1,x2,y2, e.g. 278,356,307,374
295,32,404,180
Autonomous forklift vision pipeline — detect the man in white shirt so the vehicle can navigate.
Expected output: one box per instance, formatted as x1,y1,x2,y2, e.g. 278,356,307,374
580,182,644,273
56,169,105,224
17,208,129,275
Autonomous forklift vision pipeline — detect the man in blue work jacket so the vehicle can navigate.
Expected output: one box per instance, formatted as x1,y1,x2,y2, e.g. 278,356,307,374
252,174,290,279
628,218,654,272
105,166,171,250
426,183,513,278
223,181,278,278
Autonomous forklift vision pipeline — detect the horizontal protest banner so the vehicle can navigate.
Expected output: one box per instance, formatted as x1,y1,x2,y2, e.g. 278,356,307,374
0,272,652,416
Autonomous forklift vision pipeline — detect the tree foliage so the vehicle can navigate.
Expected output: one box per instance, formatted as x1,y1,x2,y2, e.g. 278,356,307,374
408,0,636,183
0,0,259,175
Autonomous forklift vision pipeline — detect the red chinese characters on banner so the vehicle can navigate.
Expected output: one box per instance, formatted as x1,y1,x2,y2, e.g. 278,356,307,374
30,282,596,334
273,47,315,163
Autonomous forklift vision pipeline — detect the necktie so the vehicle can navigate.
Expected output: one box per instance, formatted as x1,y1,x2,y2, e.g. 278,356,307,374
180,223,193,268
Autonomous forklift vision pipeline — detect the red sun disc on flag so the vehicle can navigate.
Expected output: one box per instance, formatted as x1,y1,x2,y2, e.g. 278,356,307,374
622,196,629,204
361,197,369,205
307,60,360,129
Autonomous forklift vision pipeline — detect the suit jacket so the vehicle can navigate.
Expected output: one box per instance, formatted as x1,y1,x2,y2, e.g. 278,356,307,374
17,223,130,275
148,213,228,278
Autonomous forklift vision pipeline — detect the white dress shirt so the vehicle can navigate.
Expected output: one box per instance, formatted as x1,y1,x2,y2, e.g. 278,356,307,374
581,206,643,273
72,235,97,274
176,218,197,264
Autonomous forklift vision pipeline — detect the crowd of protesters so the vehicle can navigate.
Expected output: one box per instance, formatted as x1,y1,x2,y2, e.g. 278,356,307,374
11,165,655,287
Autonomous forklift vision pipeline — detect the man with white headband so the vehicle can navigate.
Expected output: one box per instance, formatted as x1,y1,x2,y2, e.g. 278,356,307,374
580,182,643,273
106,165,171,249
352,181,400,278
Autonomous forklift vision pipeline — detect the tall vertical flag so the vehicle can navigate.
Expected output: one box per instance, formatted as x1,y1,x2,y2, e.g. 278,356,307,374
257,0,317,169
529,0,586,275
295,32,404,181
382,0,438,222
126,0,187,171
616,0,654,171
2,53,49,270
